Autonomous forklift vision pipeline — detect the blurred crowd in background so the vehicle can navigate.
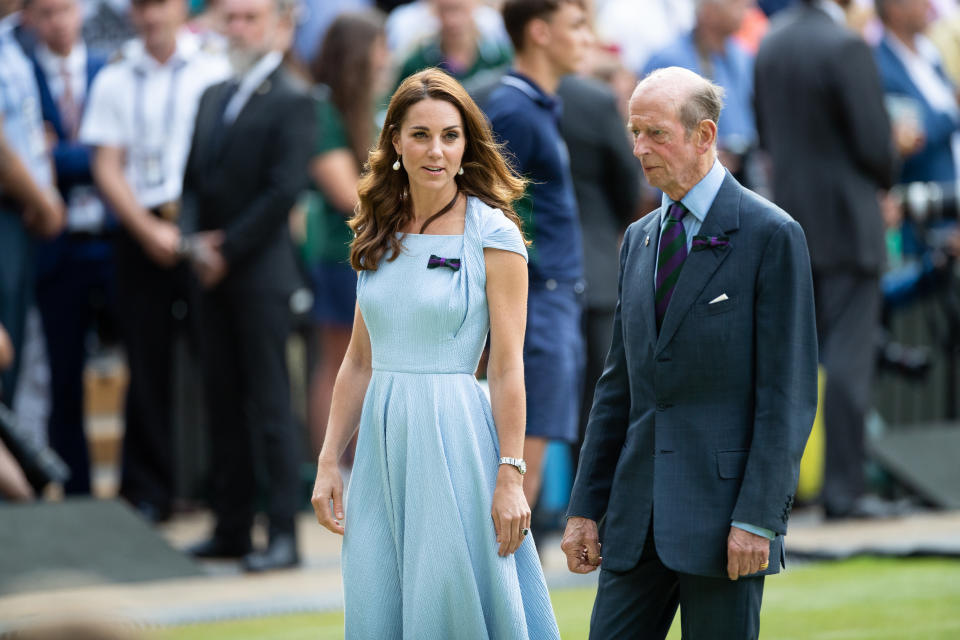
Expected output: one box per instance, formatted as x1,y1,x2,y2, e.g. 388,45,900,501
2,0,960,569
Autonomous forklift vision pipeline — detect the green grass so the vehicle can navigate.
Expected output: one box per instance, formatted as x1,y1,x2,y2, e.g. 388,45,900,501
156,557,960,639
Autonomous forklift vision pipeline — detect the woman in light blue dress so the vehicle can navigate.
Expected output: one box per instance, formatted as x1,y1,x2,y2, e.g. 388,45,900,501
310,69,561,639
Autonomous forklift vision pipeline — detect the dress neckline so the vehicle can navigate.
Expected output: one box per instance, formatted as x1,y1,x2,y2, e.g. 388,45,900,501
396,196,474,238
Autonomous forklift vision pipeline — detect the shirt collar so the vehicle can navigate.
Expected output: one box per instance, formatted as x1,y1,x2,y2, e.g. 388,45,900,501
814,0,847,25
660,157,726,226
0,11,20,40
502,69,563,121
35,41,87,76
234,49,283,91
131,29,199,73
886,29,943,67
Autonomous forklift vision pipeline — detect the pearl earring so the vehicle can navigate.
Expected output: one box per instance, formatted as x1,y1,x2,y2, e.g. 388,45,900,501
458,166,464,176
392,156,401,171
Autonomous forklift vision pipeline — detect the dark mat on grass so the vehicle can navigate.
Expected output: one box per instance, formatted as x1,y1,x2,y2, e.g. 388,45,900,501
0,498,202,596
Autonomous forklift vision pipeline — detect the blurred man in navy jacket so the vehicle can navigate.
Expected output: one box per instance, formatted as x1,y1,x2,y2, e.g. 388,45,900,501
26,0,112,495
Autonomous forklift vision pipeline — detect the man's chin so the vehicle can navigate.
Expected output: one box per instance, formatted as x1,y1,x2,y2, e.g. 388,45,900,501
228,48,264,75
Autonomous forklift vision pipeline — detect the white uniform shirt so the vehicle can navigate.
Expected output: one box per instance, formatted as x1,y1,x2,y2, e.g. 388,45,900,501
79,29,230,209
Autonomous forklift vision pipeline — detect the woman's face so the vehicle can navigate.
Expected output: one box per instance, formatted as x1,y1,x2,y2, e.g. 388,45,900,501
392,98,466,195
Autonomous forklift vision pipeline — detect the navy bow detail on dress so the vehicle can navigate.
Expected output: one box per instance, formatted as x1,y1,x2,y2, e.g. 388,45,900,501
691,235,730,251
427,255,461,271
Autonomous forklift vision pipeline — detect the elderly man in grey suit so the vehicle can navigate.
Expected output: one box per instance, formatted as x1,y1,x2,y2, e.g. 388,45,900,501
561,67,818,639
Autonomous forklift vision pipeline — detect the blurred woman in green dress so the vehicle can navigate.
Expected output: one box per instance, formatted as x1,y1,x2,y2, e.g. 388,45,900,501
305,9,389,460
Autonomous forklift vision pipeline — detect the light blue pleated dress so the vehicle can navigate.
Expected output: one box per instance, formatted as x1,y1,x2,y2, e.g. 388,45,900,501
342,196,561,640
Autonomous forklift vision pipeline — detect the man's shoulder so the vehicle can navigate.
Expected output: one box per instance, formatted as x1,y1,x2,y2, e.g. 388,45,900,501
485,79,535,115
761,4,850,53
558,74,617,109
737,183,799,235
485,87,543,133
86,57,129,101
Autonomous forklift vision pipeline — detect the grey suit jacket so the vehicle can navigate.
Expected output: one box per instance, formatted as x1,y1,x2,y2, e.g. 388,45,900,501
567,171,818,578
754,3,896,275
558,75,640,310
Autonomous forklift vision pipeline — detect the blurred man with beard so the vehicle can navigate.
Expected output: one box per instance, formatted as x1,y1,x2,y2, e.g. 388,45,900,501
180,0,313,571
80,0,229,522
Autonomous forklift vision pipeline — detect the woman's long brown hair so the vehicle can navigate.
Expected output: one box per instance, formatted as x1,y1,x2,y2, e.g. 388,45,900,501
310,9,385,166
349,69,528,272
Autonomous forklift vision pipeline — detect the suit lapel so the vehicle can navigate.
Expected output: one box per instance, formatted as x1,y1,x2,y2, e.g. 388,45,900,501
633,213,661,348
217,68,280,160
195,81,229,171
655,173,742,354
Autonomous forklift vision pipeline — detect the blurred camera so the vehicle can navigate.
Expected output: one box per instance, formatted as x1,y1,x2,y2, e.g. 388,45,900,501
890,181,960,224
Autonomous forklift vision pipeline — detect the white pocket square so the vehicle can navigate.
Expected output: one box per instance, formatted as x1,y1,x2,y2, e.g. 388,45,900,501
709,293,729,304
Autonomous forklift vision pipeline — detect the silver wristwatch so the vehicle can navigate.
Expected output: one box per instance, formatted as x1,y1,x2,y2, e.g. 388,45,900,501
498,457,527,475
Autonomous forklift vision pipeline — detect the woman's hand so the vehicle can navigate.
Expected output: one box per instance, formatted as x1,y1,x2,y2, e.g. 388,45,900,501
491,466,531,557
311,456,345,535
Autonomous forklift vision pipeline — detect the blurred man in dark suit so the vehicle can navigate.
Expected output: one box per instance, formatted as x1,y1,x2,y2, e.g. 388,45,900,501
181,0,313,571
26,0,112,496
557,73,640,475
754,0,901,519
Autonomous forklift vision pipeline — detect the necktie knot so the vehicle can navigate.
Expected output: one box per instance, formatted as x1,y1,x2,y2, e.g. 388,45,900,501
667,201,687,223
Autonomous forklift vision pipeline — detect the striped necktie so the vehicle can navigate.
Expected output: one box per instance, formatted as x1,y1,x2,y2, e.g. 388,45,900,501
655,202,689,331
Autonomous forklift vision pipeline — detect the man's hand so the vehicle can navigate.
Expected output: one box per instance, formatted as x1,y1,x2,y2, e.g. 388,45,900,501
0,323,13,371
879,190,903,230
726,526,770,581
561,516,602,574
893,120,924,157
22,188,65,238
137,216,182,267
191,230,228,288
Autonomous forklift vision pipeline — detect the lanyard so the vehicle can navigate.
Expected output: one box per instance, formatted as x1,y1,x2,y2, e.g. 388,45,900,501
133,57,187,147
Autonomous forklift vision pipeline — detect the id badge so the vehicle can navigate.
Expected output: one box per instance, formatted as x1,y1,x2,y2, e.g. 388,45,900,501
67,186,106,232
137,148,166,189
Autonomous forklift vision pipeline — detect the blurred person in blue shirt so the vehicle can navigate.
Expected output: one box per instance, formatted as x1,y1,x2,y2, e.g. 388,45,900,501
483,0,593,510
644,0,757,186
0,0,66,410
24,0,114,496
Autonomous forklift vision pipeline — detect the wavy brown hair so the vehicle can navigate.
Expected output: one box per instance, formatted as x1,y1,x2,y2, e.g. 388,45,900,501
310,9,385,166
349,68,528,272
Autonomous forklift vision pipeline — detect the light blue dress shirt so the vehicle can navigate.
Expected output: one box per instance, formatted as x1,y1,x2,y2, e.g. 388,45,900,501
0,13,53,199
653,156,725,283
655,157,775,542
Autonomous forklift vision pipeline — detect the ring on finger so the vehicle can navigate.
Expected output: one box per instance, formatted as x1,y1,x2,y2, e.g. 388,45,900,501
521,527,529,536
759,561,769,570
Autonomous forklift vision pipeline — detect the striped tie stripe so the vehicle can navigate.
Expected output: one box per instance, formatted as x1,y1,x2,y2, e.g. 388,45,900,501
655,202,689,330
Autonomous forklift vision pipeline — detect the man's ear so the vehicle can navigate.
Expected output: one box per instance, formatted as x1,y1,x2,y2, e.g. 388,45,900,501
697,119,718,153
527,17,551,49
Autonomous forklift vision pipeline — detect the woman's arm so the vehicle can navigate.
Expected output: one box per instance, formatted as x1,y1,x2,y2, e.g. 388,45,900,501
310,149,360,215
0,438,34,501
484,247,530,557
311,303,373,535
